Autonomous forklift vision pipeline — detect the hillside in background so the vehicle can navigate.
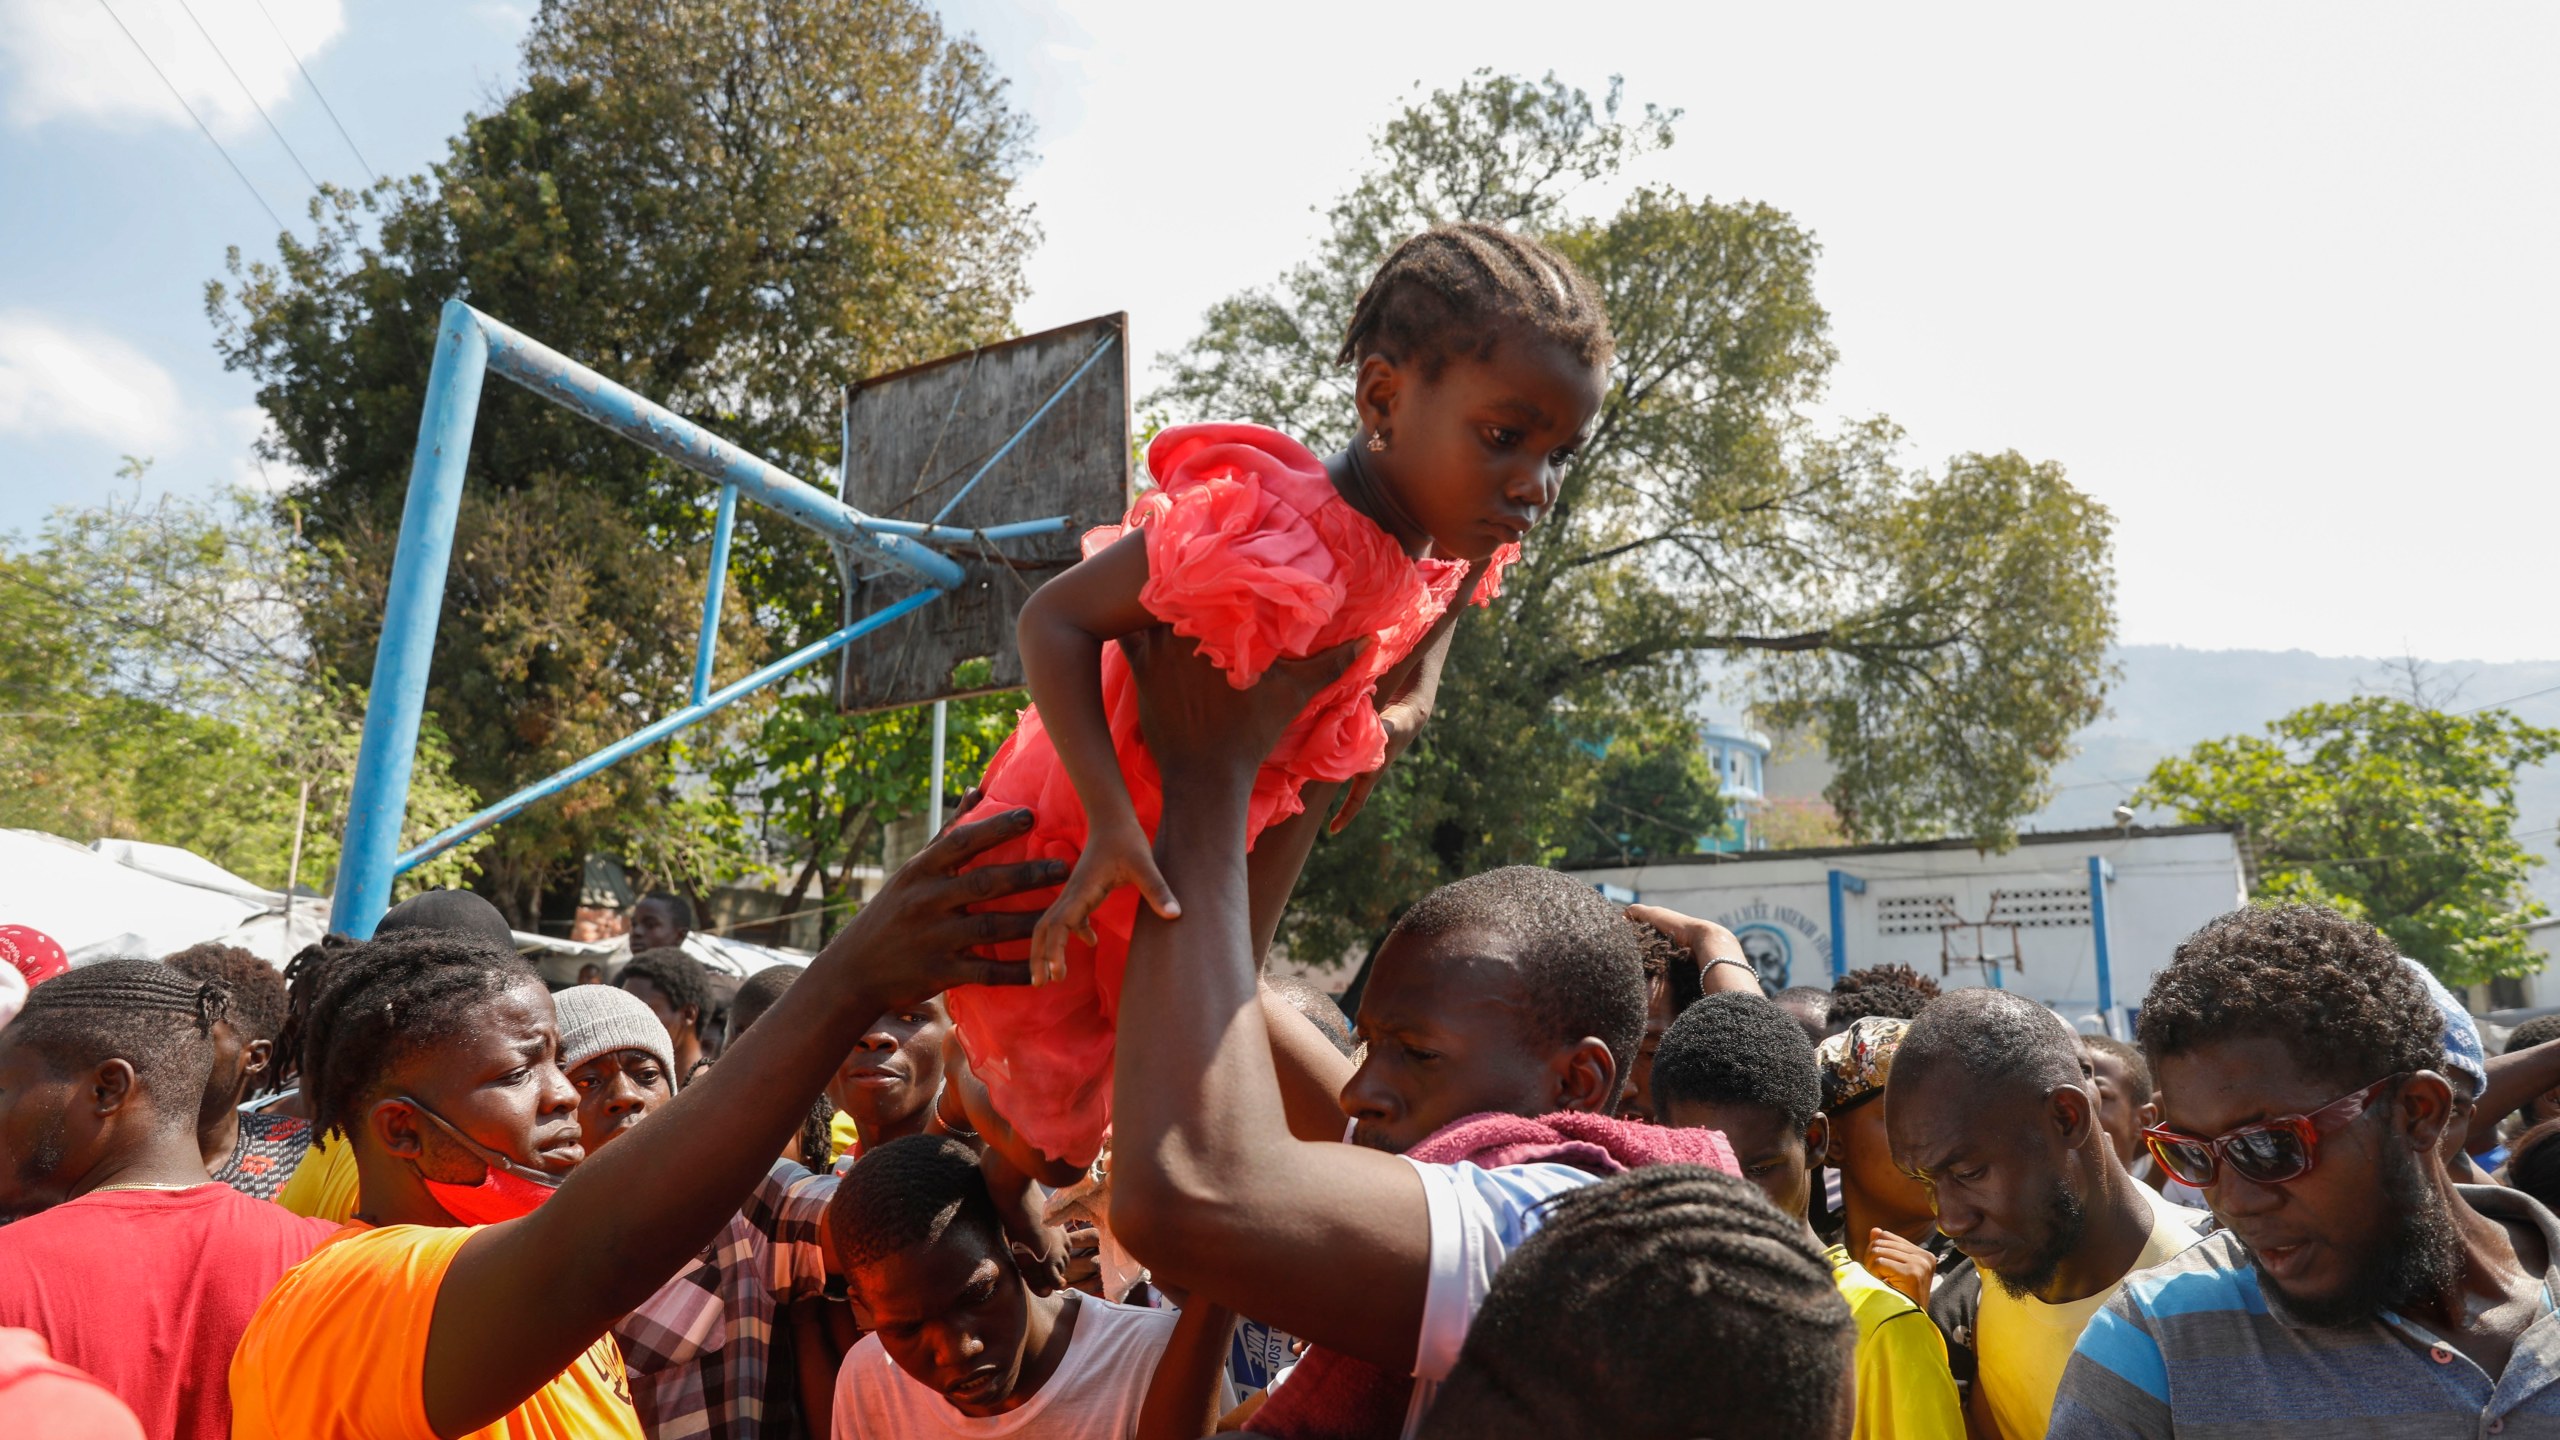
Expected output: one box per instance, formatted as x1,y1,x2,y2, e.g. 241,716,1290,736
2020,645,2560,906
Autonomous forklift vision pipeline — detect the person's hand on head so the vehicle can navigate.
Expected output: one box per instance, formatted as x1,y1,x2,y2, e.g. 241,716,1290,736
1864,1226,1938,1310
1626,904,1756,992
1118,625,1368,786
819,807,1065,1006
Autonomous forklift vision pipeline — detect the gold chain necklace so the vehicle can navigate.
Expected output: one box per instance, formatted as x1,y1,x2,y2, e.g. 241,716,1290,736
85,1182,203,1195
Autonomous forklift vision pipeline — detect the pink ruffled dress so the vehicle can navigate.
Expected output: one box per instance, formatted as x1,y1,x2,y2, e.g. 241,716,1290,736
944,423,1516,1168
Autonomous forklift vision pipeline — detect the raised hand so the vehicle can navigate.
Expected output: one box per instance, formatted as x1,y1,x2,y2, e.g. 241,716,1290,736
821,806,1065,1005
1028,820,1180,985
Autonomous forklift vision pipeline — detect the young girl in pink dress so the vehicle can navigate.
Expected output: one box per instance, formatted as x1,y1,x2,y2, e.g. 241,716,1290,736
948,222,1615,1168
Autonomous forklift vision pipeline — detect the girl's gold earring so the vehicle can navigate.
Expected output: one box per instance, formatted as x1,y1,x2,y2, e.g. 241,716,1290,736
1366,430,1388,454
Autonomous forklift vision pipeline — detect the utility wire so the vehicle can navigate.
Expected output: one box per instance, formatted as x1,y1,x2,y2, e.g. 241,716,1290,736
173,0,319,193
92,0,285,232
247,0,373,181
2460,683,2560,716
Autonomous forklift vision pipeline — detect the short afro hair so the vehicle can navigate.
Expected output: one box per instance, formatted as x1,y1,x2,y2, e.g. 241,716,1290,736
2507,1013,2560,1055
1894,987,2086,1099
1417,1166,1854,1440
1338,222,1613,382
2079,1033,2153,1108
828,1133,1006,1279
1829,964,1941,1026
619,948,711,1026
3,959,227,1129
635,892,695,929
1391,866,1646,1075
303,932,540,1141
2139,904,2438,1095
162,942,287,1045
725,964,802,1048
1266,975,1357,1058
2506,1118,2560,1213
1653,992,1822,1133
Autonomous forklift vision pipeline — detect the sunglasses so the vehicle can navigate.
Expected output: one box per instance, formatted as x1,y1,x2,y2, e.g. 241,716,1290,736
2141,1073,2406,1188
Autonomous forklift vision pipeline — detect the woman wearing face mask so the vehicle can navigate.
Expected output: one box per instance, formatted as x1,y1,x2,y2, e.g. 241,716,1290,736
224,811,1060,1440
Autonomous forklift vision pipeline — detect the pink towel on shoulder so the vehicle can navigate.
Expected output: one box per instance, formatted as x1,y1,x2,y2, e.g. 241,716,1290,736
1245,1112,1738,1439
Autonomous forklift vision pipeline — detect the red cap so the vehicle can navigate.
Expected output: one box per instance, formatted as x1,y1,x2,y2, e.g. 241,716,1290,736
0,926,69,987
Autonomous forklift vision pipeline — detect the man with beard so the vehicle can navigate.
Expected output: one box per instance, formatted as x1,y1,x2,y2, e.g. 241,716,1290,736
1887,989,2205,1440
2049,905,2560,1437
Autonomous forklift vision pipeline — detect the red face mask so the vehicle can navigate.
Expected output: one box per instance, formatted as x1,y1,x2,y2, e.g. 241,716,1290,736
398,1096,567,1227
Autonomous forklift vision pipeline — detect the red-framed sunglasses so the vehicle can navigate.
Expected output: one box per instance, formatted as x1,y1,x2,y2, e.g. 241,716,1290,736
2141,1072,2407,1188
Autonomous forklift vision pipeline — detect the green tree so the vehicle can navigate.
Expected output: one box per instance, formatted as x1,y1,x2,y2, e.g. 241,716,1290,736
0,475,487,897
2139,695,2558,986
709,664,1019,939
1154,72,2117,960
209,0,1036,923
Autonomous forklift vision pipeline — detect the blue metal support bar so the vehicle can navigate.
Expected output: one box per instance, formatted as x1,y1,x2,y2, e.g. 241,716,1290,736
2088,855,2118,1030
470,308,966,590
1826,869,1867,980
853,515,1075,544
692,484,739,704
333,304,489,935
929,332,1119,524
393,589,944,874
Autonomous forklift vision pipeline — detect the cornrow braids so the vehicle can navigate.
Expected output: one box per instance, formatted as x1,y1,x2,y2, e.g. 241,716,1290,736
302,932,539,1142
162,942,288,1044
1338,222,1613,381
1418,1166,1855,1439
3,958,229,1128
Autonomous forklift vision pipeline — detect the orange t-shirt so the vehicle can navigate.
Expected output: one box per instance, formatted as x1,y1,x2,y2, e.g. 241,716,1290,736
228,1222,641,1440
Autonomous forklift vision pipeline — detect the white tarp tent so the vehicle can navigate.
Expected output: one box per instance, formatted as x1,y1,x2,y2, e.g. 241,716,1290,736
0,829,810,977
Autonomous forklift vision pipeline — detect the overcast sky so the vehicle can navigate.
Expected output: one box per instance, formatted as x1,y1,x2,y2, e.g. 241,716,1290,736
4,1,2554,662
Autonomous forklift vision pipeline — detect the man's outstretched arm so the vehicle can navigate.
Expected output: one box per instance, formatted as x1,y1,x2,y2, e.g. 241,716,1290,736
1108,629,1437,1373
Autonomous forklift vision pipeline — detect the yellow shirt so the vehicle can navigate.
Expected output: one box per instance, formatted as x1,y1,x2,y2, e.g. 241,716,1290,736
275,1130,362,1222
1973,1186,2206,1440
828,1109,859,1166
229,1222,642,1440
1826,1245,1965,1440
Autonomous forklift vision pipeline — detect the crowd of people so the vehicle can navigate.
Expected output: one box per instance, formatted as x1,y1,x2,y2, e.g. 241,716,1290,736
8,220,2560,1439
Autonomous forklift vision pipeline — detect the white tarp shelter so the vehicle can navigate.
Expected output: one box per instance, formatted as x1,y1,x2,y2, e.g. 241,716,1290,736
0,829,809,978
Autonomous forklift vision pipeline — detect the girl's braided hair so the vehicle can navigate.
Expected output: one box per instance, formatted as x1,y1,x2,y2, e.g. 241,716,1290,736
1338,221,1613,379
301,931,539,1141
1421,1165,1855,1438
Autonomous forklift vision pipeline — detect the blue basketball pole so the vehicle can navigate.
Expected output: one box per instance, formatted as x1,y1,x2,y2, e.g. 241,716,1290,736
326,300,1088,940
333,302,488,937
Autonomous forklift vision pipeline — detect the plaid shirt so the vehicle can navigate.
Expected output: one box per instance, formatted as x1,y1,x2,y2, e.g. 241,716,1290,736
615,1159,838,1439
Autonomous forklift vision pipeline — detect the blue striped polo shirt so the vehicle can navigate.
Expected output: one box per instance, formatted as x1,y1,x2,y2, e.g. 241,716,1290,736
2049,1185,2560,1438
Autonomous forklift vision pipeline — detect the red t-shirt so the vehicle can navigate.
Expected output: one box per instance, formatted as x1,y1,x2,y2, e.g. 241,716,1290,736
0,1184,338,1440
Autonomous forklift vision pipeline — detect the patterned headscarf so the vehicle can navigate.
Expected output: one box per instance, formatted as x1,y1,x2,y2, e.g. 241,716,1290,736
1815,1015,1911,1113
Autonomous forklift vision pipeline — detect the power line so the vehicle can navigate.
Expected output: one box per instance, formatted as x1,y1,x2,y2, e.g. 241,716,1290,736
173,0,320,194
247,0,374,182
92,0,285,232
2460,683,2560,717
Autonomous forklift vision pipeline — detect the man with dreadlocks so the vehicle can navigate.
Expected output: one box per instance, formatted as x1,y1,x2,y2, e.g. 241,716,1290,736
163,941,310,1201
0,958,337,1440
224,808,1060,1440
940,219,1618,1174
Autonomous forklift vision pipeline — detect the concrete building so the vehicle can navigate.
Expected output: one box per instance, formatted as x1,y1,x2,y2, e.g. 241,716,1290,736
1568,823,2247,1038
1699,722,1773,852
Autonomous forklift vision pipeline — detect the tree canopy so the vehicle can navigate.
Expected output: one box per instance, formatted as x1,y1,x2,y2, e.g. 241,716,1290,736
2141,694,2558,986
209,0,1036,923
0,474,485,897
1152,72,2119,959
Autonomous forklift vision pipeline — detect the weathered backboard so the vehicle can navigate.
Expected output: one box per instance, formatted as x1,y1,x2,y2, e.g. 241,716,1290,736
835,314,1132,713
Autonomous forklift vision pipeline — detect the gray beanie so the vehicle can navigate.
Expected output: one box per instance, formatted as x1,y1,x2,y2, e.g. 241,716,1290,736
554,983,678,1079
